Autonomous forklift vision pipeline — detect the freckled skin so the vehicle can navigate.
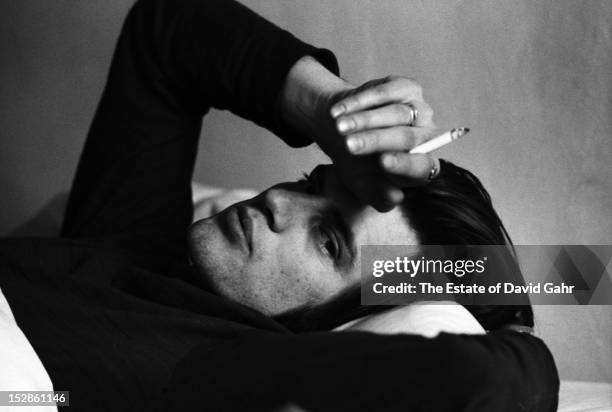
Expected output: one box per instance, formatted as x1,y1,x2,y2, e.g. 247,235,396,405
188,165,417,316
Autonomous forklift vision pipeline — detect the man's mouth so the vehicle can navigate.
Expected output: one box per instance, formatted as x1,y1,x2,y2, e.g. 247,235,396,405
225,205,252,254
236,205,253,254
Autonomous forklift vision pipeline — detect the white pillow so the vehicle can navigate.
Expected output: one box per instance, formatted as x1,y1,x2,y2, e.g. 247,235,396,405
334,301,486,338
0,287,58,411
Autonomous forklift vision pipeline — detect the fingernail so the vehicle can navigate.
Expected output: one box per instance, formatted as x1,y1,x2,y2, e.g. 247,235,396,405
382,154,397,169
346,137,363,153
337,118,355,133
330,104,346,118
389,189,404,203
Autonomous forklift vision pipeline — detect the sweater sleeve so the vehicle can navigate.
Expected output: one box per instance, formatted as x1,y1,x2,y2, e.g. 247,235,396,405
62,0,338,246
135,0,339,147
165,329,560,411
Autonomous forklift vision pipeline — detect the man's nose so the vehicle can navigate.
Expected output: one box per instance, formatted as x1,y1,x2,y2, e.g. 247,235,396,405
263,188,310,232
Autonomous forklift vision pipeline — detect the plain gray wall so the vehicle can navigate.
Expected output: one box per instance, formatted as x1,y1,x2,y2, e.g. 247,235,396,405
1,1,611,382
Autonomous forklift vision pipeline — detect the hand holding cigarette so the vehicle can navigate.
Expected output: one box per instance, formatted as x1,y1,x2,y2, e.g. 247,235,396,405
319,75,440,211
318,75,470,211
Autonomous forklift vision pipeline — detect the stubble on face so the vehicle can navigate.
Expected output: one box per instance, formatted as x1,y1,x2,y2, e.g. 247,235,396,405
186,165,418,316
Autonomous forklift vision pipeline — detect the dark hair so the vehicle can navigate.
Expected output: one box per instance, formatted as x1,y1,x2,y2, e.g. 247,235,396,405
276,159,533,332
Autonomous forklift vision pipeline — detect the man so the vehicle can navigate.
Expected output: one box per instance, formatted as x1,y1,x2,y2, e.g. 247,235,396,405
0,0,558,410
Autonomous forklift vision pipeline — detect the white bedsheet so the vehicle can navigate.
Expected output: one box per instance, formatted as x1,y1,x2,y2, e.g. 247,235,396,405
558,380,612,412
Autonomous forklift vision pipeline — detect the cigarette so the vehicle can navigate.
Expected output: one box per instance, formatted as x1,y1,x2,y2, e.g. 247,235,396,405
409,127,470,154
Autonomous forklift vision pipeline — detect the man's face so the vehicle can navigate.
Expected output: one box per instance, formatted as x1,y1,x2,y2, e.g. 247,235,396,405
188,165,418,315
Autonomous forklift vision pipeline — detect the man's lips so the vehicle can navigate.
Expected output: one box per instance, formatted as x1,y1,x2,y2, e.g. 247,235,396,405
236,205,253,254
225,205,252,254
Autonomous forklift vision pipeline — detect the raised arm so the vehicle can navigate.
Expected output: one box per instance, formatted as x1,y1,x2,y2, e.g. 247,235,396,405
61,0,338,255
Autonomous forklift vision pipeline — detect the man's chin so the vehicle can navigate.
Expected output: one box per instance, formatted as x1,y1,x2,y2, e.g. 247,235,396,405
186,216,243,292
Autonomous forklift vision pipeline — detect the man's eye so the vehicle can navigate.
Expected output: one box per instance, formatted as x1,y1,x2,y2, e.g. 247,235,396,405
317,226,339,260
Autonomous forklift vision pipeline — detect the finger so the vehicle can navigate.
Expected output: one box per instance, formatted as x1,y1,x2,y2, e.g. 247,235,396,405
367,186,404,212
406,100,434,128
336,101,432,135
380,153,440,186
384,186,405,205
339,100,434,133
330,76,423,117
346,175,404,212
346,126,437,155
